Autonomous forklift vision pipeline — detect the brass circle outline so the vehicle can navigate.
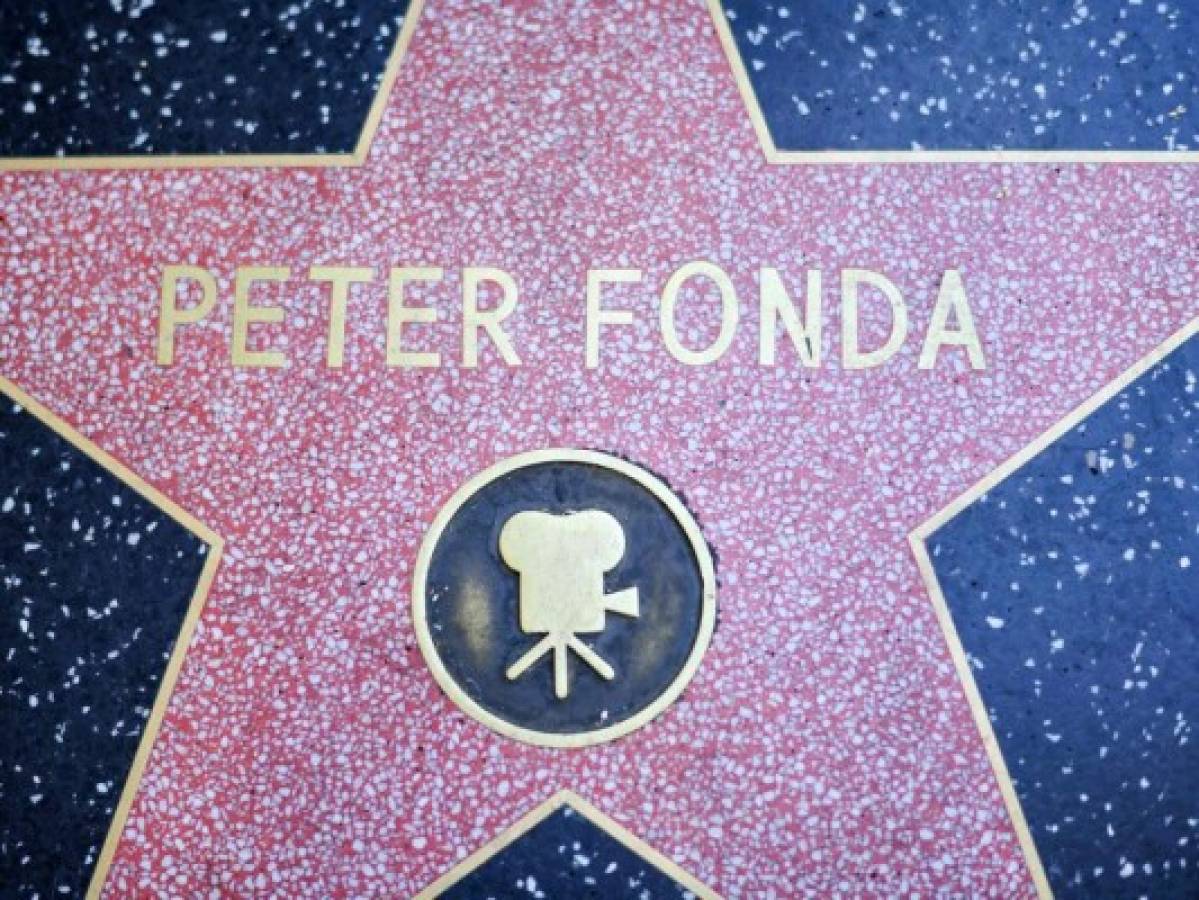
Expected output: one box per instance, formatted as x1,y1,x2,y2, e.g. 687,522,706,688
411,448,717,748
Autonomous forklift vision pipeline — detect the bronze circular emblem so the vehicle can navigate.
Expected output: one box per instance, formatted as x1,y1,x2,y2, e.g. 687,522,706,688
412,449,716,748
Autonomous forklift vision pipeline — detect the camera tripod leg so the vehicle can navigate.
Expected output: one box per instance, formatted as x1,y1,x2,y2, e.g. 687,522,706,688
554,641,568,699
506,634,556,682
505,633,617,699
567,636,614,682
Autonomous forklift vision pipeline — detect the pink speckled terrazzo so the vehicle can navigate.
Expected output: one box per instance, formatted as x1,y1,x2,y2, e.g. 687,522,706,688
1,1,1196,896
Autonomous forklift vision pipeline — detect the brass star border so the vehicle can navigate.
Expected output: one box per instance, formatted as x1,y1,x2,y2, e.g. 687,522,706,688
0,375,224,899
414,789,721,899
0,0,426,173
909,316,1199,900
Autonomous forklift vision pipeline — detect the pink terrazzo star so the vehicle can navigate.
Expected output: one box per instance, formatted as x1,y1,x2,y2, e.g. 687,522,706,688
1,1,1195,896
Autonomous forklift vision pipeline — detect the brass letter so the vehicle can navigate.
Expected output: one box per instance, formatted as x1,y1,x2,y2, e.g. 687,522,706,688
309,266,373,368
463,267,521,368
232,266,289,368
759,268,821,366
157,265,218,365
918,269,986,370
841,268,908,370
585,268,641,369
387,267,443,368
661,261,738,366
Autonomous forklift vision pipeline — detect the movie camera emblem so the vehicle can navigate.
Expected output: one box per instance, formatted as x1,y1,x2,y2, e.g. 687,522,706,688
412,449,717,747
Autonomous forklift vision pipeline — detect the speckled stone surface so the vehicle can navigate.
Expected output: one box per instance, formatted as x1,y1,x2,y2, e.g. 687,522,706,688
0,390,212,897
0,0,1196,896
437,803,696,899
0,0,408,158
928,335,1199,897
720,0,1199,151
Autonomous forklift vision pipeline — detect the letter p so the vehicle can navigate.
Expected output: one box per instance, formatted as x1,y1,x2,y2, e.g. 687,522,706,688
157,265,217,365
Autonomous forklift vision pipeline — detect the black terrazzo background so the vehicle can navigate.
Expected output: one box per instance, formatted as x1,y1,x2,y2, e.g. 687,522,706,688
930,335,1199,896
0,0,410,158
721,0,1199,152
438,803,697,899
0,391,212,898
